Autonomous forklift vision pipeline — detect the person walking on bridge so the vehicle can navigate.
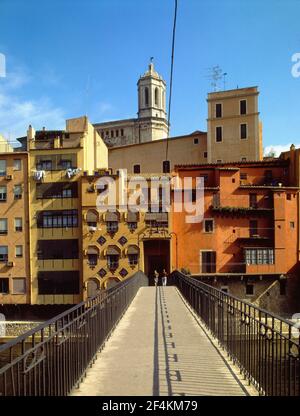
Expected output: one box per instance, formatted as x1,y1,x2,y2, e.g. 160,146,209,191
162,269,168,286
154,270,159,287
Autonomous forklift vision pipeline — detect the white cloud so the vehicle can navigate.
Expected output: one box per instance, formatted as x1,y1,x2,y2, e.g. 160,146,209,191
0,67,65,143
264,143,300,157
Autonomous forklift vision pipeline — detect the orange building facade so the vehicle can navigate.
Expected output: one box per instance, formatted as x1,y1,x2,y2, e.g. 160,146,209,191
172,160,300,313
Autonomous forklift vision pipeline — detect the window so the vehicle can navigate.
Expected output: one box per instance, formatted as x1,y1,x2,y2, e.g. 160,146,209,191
37,210,78,228
204,151,207,158
0,160,6,176
107,221,118,233
36,182,78,199
246,284,254,296
221,286,229,293
287,194,292,201
14,185,22,199
15,218,23,232
59,159,72,169
216,159,222,163
163,160,170,173
201,251,216,273
280,280,287,296
121,129,124,136
241,157,247,162
116,130,119,137
249,194,257,208
0,278,9,294
290,221,295,229
38,271,80,294
0,246,8,262
193,138,199,145
240,124,247,139
155,88,159,106
215,103,222,118
88,254,98,266
240,172,247,180
128,222,137,231
145,87,149,106
12,278,26,294
15,245,23,258
107,255,119,270
216,126,222,142
0,185,7,201
0,218,7,235
249,220,258,237
240,99,247,115
129,254,138,266
36,159,52,170
133,164,141,174
37,239,78,259
111,130,114,138
204,219,214,233
13,159,22,171
244,248,274,265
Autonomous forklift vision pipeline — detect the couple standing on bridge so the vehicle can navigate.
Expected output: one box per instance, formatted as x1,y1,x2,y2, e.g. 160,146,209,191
154,269,168,287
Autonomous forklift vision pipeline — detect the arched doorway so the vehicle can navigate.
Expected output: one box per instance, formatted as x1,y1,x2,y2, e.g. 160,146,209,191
86,278,100,298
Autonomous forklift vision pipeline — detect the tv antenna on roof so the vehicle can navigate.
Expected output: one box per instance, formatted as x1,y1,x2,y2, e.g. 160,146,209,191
206,65,224,92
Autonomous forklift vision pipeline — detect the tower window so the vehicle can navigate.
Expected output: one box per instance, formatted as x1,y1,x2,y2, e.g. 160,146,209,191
240,100,247,115
215,103,222,118
155,87,159,106
145,87,149,106
216,126,222,142
193,138,199,145
133,164,141,174
163,160,170,173
240,124,247,139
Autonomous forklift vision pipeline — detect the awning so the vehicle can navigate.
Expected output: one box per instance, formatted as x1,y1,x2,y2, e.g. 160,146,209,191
87,246,99,255
127,245,139,255
106,211,119,222
106,245,120,255
86,210,98,222
127,211,138,222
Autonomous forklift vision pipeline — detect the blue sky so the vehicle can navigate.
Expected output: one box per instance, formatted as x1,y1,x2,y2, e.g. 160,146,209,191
0,0,299,154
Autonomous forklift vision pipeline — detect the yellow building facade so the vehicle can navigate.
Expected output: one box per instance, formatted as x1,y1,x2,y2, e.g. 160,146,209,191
0,151,30,304
81,172,173,296
27,116,108,304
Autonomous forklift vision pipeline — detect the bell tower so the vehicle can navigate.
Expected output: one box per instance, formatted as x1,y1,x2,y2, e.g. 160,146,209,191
138,60,167,121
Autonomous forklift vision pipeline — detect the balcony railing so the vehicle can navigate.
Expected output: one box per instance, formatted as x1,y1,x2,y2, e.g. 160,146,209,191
212,194,274,214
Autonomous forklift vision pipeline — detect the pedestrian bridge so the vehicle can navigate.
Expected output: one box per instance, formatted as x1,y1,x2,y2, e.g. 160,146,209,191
0,272,299,396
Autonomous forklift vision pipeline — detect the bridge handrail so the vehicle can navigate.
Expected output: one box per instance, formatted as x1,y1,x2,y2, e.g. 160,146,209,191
0,271,148,396
171,270,300,396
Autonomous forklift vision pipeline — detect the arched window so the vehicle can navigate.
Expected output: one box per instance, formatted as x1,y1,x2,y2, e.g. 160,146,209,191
145,87,149,106
155,88,159,106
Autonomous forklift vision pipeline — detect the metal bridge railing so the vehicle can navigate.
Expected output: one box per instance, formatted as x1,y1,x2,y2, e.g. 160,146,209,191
0,271,147,396
171,271,300,396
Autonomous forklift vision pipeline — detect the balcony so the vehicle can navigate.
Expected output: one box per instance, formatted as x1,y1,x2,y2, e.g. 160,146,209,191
212,194,274,216
145,212,168,228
